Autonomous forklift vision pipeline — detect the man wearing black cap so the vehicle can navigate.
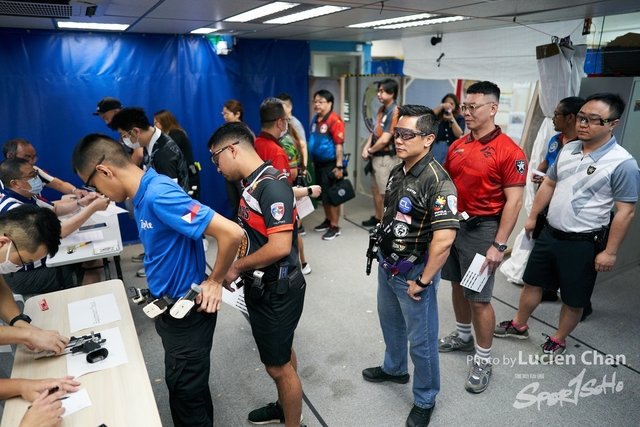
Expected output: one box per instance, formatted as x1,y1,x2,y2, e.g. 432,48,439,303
93,97,122,130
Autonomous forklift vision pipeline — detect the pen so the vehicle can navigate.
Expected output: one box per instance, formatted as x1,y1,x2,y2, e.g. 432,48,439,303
67,241,92,254
27,396,69,409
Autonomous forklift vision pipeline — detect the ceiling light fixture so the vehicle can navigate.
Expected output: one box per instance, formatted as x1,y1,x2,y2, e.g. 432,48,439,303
347,13,436,29
375,16,469,30
57,22,129,31
265,5,350,25
191,27,219,34
224,2,300,23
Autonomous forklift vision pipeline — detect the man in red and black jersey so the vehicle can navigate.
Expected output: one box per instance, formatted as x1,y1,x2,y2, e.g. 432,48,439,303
209,122,306,427
440,81,527,394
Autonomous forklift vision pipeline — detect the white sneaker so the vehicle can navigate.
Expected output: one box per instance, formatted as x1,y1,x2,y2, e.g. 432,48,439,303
301,263,312,275
203,238,209,252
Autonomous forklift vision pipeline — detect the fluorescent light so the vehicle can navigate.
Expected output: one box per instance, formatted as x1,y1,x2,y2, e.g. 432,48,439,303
191,27,219,34
264,5,350,24
348,13,435,28
57,22,129,31
225,2,300,23
375,16,470,29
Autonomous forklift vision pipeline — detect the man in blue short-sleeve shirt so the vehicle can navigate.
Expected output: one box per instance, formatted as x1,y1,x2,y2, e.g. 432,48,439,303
71,134,243,427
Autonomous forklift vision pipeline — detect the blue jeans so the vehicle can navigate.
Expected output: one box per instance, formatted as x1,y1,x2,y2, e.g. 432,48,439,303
377,260,440,409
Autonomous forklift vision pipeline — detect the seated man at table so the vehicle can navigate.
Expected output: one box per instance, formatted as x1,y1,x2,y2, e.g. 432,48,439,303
3,138,89,200
0,158,110,294
71,133,243,427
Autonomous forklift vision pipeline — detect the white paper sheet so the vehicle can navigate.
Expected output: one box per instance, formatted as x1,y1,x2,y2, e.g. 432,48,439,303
519,234,536,251
460,253,490,292
93,239,120,255
296,196,315,219
222,281,248,314
531,169,547,177
60,230,105,246
67,327,128,378
61,388,92,418
68,293,121,333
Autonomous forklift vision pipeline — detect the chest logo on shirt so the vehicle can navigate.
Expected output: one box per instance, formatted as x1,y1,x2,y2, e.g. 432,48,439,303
481,146,496,158
311,123,317,133
549,141,559,153
140,219,153,230
271,202,285,221
447,195,458,215
181,201,200,224
391,239,407,252
393,222,409,238
587,166,596,175
398,197,412,213
320,124,328,134
515,159,526,175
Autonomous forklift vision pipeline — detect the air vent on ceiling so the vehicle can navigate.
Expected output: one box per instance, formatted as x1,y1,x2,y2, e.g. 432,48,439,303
0,0,109,18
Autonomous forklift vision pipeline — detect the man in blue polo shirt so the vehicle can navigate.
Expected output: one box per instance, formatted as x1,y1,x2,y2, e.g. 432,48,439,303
71,134,243,427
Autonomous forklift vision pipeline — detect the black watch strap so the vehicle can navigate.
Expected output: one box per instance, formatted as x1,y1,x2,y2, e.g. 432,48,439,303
415,277,430,288
9,313,32,326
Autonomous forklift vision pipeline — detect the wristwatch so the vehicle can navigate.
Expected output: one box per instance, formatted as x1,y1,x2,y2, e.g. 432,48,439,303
415,277,430,288
307,187,313,196
9,313,32,326
492,241,508,252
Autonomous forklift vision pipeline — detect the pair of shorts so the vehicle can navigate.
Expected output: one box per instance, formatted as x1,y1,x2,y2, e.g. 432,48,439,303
523,226,597,308
371,155,398,194
316,161,339,206
245,274,306,366
441,220,499,302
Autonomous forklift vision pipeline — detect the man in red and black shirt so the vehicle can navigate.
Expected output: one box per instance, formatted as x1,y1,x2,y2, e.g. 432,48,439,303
210,122,306,427
254,98,292,183
439,81,527,394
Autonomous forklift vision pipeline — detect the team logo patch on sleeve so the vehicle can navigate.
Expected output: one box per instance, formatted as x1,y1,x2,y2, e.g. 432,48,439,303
515,159,526,175
181,201,200,224
433,195,446,211
447,195,458,215
271,202,285,221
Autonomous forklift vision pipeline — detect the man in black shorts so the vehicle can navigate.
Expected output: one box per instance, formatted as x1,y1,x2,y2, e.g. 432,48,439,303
210,122,306,427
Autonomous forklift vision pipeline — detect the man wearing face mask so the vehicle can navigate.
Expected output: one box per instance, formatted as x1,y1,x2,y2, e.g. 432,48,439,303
0,205,70,354
0,158,109,294
253,98,292,183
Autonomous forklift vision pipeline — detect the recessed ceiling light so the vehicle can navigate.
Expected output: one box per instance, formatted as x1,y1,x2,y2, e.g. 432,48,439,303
224,2,300,23
57,22,129,31
264,5,350,24
375,16,470,29
190,27,219,34
347,13,436,29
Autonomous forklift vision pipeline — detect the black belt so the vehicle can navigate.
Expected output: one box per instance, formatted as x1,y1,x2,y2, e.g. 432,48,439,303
316,160,337,168
244,267,302,292
545,221,596,242
461,215,501,222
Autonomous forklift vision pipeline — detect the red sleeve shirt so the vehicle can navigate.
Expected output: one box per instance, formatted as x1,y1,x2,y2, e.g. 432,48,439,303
254,131,292,183
327,111,345,145
444,131,527,216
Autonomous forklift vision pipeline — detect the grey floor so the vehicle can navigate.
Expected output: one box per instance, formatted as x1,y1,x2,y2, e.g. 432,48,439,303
2,194,640,426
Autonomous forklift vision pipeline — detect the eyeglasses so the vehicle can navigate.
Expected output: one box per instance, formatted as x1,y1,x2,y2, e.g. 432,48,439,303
576,113,618,126
393,127,429,141
210,141,239,166
17,171,38,181
84,154,106,192
553,111,566,117
313,99,327,105
460,102,495,113
4,234,26,267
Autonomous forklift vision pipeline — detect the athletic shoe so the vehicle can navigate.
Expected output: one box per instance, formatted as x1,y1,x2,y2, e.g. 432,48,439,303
465,359,492,393
538,333,566,362
301,263,312,275
136,267,146,278
314,219,330,232
438,331,475,352
322,226,341,240
298,225,306,236
131,253,145,263
406,404,435,427
362,366,410,384
362,216,380,227
247,401,303,425
494,320,530,339
541,288,559,302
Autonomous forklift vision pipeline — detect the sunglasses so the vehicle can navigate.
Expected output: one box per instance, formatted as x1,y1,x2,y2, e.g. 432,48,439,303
393,127,429,141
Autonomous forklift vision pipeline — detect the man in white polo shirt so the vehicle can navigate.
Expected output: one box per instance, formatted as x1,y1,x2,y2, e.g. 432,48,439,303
495,93,640,361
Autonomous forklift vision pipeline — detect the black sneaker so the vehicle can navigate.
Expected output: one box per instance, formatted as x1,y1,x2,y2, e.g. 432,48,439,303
406,404,435,427
248,402,284,424
298,225,306,236
362,366,410,384
322,226,341,240
314,219,330,232
362,216,380,227
541,288,559,302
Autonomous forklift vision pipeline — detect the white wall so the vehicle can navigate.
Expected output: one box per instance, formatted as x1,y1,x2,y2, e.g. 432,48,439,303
371,39,403,58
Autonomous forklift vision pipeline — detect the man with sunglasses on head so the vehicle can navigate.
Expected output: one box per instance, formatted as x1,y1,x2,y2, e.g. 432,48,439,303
495,93,639,362
362,105,459,427
71,134,243,427
438,81,527,394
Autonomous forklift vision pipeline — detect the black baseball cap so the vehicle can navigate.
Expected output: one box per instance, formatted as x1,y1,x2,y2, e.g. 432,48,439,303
93,97,122,115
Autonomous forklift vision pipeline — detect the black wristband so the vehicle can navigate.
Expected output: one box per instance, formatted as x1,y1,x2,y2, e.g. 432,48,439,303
415,277,430,288
9,313,32,326
336,166,344,170
307,187,313,196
